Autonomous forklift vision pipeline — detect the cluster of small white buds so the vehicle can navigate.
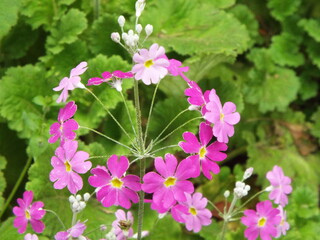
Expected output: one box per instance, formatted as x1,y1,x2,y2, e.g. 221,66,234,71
69,193,91,213
234,181,251,198
122,30,139,48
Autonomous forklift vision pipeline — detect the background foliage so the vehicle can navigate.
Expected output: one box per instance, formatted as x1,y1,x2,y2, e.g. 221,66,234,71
0,0,319,239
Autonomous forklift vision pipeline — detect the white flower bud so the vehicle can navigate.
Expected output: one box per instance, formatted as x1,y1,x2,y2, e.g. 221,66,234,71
72,201,79,210
224,190,230,198
188,105,200,111
158,212,167,219
84,193,90,201
76,194,82,201
136,24,143,34
243,167,254,180
122,32,128,41
265,186,274,192
135,0,146,17
69,195,76,203
111,32,121,43
79,201,86,210
78,236,86,240
145,24,153,36
118,15,125,27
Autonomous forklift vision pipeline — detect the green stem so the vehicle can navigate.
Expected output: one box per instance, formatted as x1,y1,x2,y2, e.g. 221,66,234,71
220,195,238,240
144,83,160,144
208,200,223,216
93,0,100,20
234,189,266,214
0,156,33,219
120,91,137,136
80,126,135,152
85,87,133,142
45,209,66,229
149,145,178,155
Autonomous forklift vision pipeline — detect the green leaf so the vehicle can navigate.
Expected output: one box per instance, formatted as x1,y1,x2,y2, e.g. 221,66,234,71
298,68,319,100
46,9,88,54
299,18,320,42
141,0,250,56
267,0,301,21
201,0,235,9
306,39,320,69
0,65,53,139
0,155,7,212
311,107,320,142
269,33,304,67
291,186,319,219
0,0,21,40
246,48,276,72
145,215,182,240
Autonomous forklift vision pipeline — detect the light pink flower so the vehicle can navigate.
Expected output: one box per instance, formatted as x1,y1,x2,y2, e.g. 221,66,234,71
179,122,228,179
49,140,91,194
24,233,38,240
171,192,212,233
53,62,88,103
266,165,292,207
55,221,87,240
204,89,240,143
112,210,134,240
132,43,169,85
275,206,289,238
141,154,195,211
13,191,46,234
88,155,141,209
87,70,133,86
241,200,281,240
48,101,79,144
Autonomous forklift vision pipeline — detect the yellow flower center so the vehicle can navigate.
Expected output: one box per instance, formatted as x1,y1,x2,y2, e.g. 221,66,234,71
164,177,177,187
189,207,197,216
110,177,124,188
199,146,207,159
25,210,31,219
64,161,72,172
258,217,267,227
220,112,225,121
144,59,154,68
280,219,284,226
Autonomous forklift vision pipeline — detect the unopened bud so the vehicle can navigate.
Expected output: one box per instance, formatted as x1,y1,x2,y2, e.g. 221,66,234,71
76,194,82,201
111,32,121,43
118,15,125,27
135,0,146,17
265,186,273,192
136,24,142,34
72,202,79,210
158,212,167,219
84,193,90,201
188,105,200,111
224,190,230,198
243,167,254,180
69,195,76,203
145,24,153,36
79,201,86,209
122,33,128,41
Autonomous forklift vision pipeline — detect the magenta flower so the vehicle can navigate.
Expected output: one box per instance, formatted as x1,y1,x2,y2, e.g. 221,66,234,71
159,55,189,79
48,101,79,144
141,154,195,211
266,165,292,207
88,155,141,209
179,122,228,179
13,191,46,234
184,81,205,107
204,89,240,143
276,206,289,238
49,140,91,194
53,62,88,103
55,221,86,240
241,200,281,240
112,209,134,240
87,70,133,86
24,233,38,240
132,43,169,85
171,192,212,233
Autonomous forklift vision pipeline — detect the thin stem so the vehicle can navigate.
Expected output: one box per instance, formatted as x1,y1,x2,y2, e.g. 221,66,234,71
93,0,100,20
45,209,66,229
149,145,179,155
0,156,33,219
208,200,223,216
153,108,189,144
153,116,203,146
85,87,133,142
144,83,160,144
220,195,238,240
133,81,144,151
80,126,135,152
235,190,266,212
120,91,137,136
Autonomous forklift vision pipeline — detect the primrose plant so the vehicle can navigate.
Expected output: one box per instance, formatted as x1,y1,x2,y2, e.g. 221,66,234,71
12,1,292,240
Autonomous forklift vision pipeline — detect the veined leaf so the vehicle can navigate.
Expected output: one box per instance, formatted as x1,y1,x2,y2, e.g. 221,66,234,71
299,18,320,43
0,0,21,40
267,0,301,21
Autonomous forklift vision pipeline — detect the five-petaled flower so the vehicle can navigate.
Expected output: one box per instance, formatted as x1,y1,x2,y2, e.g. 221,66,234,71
53,62,88,103
13,191,46,234
48,101,79,144
276,205,290,238
179,122,228,179
112,209,134,240
132,43,169,85
88,155,141,209
49,140,91,194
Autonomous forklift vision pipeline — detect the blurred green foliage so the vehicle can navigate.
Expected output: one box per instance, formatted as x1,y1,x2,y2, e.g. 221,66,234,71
0,0,319,239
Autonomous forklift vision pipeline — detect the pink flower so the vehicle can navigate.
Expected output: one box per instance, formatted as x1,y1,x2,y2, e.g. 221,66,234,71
88,155,141,209
49,140,91,194
241,200,281,240
55,221,87,240
276,206,289,238
204,89,240,143
13,191,46,234
24,233,38,240
171,192,212,233
132,43,169,85
179,122,228,179
141,154,195,211
184,81,205,107
112,210,134,240
159,55,189,79
48,101,79,144
266,165,292,207
87,70,133,86
53,62,88,103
